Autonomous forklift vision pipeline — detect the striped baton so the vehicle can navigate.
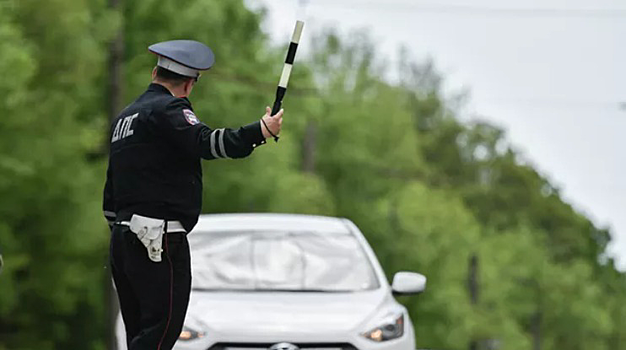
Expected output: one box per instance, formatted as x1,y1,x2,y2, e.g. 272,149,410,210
270,20,304,142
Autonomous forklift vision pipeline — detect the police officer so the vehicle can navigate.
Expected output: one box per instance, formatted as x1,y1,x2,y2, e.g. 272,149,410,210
103,40,283,350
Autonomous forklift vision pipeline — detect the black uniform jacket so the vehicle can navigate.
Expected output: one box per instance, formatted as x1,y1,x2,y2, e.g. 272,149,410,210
103,83,265,232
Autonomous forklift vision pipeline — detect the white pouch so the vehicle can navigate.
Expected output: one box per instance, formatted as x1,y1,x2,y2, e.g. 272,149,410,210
129,214,165,262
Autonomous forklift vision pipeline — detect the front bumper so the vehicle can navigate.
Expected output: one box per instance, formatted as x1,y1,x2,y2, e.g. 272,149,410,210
174,330,415,350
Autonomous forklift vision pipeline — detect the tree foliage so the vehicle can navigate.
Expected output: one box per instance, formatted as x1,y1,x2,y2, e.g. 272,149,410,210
0,1,623,349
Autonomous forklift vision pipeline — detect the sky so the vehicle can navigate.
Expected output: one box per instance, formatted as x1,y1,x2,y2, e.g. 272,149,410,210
245,0,626,269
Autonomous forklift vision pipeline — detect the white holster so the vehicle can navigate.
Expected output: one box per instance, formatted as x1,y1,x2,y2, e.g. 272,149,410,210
129,214,165,263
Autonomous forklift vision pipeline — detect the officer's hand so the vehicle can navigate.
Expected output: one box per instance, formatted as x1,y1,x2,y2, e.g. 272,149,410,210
261,106,283,139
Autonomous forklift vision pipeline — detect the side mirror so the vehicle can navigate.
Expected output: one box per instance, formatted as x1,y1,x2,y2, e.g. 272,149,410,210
392,271,426,295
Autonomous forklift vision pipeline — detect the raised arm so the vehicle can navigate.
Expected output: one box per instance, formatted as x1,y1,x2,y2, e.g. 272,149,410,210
156,99,283,160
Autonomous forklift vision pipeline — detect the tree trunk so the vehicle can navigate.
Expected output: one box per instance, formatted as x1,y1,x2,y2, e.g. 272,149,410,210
108,0,125,132
302,119,316,173
107,1,124,349
532,309,542,350
468,254,478,350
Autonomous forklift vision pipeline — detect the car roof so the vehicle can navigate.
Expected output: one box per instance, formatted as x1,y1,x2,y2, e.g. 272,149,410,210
191,213,352,234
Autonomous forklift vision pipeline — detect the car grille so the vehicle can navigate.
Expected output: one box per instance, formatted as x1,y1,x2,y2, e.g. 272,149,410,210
209,343,357,350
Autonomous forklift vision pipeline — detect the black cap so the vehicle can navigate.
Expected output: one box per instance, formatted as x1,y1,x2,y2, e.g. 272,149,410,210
148,40,215,78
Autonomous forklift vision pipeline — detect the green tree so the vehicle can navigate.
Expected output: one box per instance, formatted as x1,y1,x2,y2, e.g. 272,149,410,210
1,1,624,349
0,0,111,348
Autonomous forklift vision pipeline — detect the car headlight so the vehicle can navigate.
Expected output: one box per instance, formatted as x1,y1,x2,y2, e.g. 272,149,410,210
179,326,205,341
362,314,404,342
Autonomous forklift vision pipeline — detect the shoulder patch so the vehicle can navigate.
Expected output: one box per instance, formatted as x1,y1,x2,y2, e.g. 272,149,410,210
183,109,199,125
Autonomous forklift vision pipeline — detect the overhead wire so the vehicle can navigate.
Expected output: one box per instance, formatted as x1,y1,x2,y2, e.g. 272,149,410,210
307,0,626,18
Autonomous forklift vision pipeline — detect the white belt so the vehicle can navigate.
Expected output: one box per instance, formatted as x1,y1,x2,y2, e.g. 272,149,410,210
118,220,186,233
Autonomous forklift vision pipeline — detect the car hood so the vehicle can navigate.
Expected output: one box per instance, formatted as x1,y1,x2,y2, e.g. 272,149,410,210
185,289,389,335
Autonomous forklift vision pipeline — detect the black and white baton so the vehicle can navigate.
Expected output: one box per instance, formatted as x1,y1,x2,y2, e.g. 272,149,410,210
269,20,304,142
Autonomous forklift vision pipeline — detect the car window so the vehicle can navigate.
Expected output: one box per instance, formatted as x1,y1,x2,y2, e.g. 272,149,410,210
189,230,380,292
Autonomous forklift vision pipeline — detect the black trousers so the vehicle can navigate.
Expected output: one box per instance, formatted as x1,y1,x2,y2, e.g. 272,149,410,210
110,224,191,350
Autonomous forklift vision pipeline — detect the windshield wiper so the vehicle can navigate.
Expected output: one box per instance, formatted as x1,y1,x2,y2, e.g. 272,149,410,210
192,287,355,293
256,288,354,293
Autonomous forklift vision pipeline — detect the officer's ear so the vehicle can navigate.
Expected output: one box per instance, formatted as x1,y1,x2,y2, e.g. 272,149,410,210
151,67,158,80
183,78,194,96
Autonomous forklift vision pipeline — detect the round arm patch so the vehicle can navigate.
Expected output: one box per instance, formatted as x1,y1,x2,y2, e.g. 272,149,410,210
183,109,199,125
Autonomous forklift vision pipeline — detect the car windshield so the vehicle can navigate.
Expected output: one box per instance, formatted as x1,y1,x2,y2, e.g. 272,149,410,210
190,230,380,292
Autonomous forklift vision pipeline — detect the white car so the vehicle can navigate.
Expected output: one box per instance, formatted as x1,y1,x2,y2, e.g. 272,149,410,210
116,213,427,350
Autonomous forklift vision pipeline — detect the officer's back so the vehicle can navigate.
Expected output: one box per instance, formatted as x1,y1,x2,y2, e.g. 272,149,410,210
108,84,202,231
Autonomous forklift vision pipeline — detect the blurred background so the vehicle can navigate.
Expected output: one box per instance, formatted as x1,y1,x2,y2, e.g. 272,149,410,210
0,0,624,349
